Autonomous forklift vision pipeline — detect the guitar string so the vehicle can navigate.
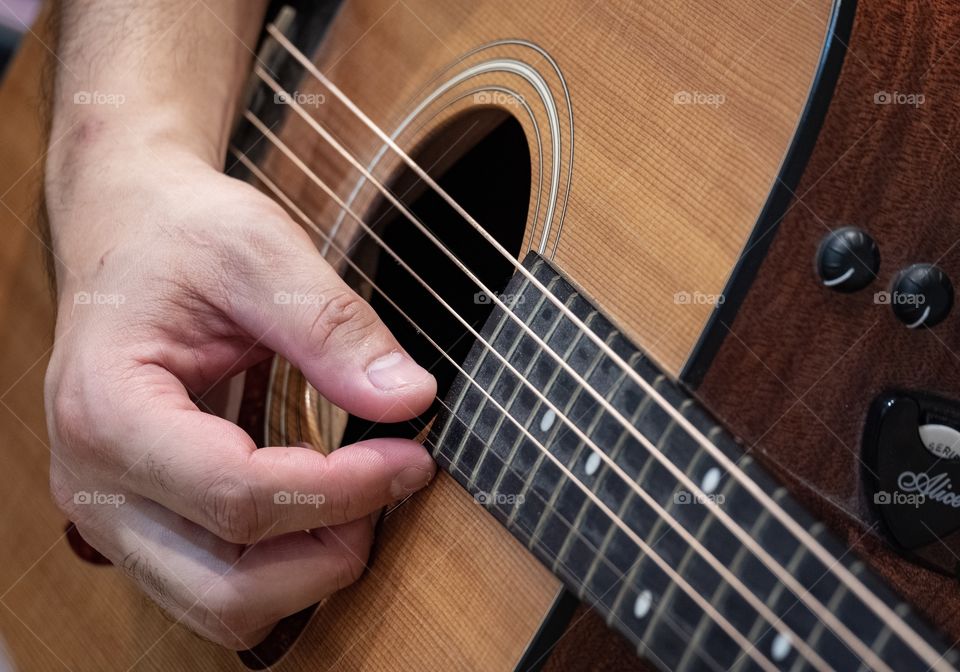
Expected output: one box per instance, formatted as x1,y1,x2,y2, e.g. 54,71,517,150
243,73,900,672
232,146,786,672
263,25,949,672
236,110,852,671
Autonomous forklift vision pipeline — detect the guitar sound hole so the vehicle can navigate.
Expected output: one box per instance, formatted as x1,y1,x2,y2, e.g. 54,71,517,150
340,111,532,445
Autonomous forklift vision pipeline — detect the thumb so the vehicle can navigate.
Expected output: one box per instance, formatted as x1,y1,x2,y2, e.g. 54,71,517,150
228,228,436,423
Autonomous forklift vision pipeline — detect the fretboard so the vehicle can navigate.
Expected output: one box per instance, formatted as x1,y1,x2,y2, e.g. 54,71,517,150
429,253,959,671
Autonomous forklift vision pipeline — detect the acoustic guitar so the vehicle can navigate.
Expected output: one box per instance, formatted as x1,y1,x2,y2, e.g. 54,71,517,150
4,0,960,670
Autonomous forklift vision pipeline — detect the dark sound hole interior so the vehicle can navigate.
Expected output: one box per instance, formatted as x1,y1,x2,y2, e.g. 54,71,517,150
341,112,531,444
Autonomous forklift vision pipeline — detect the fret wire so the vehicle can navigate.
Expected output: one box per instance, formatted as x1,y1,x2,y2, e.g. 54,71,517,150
246,60,951,667
605,375,668,624
783,565,855,672
463,276,563,486
743,527,817,658
431,408,721,656
505,308,599,529
672,452,744,672
690,505,789,672
550,328,625,573
518,310,601,537
485,288,578,511
638,412,690,647
419,387,700,654
566,354,640,592
237,122,867,671
444,276,532,471
234,140,952,668
865,604,909,672
428,383,769,671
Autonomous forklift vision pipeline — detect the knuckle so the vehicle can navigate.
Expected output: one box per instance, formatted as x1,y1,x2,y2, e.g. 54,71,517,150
304,292,377,355
200,474,264,544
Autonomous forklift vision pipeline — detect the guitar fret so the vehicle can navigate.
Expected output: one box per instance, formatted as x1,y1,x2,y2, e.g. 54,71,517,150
787,563,854,672
605,374,670,625
576,353,648,597
506,309,600,532
860,603,910,672
443,276,536,474
430,253,959,672
462,278,562,487
476,289,578,523
550,329,626,576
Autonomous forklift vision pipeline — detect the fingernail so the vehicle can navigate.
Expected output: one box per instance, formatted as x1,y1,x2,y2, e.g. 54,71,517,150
390,466,433,499
367,351,430,391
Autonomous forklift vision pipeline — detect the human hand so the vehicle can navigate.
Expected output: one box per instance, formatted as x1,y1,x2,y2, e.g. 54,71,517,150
44,138,437,649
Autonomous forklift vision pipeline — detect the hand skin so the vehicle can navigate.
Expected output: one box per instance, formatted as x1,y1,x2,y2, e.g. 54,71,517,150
43,1,437,649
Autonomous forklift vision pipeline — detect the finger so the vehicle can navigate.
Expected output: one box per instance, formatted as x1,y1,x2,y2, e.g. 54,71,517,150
226,222,436,423
111,374,434,543
72,493,377,650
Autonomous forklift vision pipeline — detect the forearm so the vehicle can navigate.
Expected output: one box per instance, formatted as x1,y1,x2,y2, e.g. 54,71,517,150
48,0,268,175
44,0,269,290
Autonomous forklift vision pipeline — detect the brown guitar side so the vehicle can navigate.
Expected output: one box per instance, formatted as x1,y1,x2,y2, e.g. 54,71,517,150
0,1,837,671
698,0,960,648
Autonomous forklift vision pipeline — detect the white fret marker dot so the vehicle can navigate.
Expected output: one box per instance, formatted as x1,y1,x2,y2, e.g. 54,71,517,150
771,633,792,661
701,467,721,494
539,409,556,432
584,452,601,476
633,590,653,619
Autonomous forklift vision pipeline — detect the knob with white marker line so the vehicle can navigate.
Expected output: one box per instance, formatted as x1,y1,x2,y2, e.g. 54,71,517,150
815,226,880,292
890,263,953,329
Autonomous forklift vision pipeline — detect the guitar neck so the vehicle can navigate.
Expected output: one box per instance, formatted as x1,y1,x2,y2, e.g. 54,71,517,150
430,252,958,671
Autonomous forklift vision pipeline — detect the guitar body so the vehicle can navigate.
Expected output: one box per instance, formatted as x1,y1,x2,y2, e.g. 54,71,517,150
4,0,960,670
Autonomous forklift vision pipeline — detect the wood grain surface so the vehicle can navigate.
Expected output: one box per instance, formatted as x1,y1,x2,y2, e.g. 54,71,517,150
698,0,960,648
0,0,838,670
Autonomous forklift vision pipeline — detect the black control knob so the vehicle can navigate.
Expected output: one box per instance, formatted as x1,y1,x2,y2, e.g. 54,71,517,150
815,227,880,292
889,263,953,328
